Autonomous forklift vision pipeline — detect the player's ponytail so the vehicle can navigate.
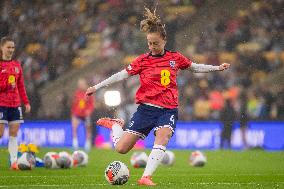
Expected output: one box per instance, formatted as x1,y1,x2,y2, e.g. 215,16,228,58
140,7,167,40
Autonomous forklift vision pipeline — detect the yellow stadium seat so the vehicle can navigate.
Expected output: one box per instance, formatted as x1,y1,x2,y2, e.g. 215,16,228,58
123,55,137,65
237,42,262,52
219,52,237,63
72,57,87,67
25,43,42,54
280,51,284,64
263,51,278,62
165,6,196,15
191,54,207,63
79,0,87,12
251,71,267,84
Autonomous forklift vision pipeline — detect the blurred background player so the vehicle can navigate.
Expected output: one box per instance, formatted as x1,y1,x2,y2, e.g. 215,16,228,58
220,98,236,149
71,77,94,152
0,36,31,170
86,8,230,186
239,88,249,149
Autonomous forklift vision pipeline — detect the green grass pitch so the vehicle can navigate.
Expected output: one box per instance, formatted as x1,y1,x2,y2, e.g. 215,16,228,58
0,148,283,188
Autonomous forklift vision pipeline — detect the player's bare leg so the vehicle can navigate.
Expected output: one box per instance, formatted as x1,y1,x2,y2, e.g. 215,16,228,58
96,118,139,153
84,123,92,152
0,123,5,138
115,133,140,154
9,123,20,170
71,116,80,150
138,127,172,186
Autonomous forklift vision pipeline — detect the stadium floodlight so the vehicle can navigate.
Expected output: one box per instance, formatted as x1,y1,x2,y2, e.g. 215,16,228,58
104,90,121,107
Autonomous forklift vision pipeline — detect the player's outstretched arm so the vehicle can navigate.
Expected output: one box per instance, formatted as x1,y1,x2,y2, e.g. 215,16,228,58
189,62,230,73
85,69,130,96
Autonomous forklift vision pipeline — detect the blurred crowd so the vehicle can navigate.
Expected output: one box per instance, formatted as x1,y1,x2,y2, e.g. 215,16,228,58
0,0,91,117
90,0,284,122
1,0,283,121
177,0,284,121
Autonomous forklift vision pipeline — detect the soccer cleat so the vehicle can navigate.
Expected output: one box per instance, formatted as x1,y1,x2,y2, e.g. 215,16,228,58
96,117,124,129
137,176,156,186
10,162,19,170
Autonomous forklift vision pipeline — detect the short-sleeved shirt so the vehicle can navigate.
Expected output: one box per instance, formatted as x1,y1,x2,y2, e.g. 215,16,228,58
126,50,192,109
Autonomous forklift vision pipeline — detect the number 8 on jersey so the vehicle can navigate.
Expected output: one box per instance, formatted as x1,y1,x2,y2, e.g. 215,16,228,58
160,69,170,87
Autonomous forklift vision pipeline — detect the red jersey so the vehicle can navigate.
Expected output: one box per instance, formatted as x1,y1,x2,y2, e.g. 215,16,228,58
0,59,29,107
71,89,94,117
126,50,192,109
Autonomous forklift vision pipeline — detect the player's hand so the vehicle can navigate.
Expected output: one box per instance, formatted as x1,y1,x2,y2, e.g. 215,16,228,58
25,104,31,113
85,86,96,97
219,63,230,71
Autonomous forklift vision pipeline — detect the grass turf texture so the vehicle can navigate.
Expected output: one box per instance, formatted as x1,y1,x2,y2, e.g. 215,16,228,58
0,148,283,188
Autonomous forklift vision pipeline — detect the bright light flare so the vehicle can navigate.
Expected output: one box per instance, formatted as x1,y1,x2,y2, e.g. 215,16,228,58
104,90,121,107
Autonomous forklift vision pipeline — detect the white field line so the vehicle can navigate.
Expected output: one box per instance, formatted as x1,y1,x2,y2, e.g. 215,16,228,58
0,182,284,188
1,173,284,178
0,175,96,178
0,184,107,188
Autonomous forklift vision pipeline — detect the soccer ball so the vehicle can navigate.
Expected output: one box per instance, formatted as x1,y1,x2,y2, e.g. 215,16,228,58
189,150,207,167
72,150,88,167
43,152,60,169
105,161,130,185
130,151,148,168
57,151,73,168
17,152,36,170
161,150,175,166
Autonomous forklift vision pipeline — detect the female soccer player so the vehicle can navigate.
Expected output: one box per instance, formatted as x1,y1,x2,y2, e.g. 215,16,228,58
86,8,230,185
71,77,94,152
0,36,31,170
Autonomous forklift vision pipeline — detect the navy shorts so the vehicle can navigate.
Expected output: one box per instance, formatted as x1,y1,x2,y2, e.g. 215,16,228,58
125,104,178,139
0,106,24,124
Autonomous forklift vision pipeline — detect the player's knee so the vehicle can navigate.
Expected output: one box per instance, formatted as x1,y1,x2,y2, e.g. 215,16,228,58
115,145,129,154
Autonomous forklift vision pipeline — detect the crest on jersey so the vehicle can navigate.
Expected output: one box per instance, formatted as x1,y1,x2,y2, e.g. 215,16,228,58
169,60,176,68
15,67,19,74
127,65,132,70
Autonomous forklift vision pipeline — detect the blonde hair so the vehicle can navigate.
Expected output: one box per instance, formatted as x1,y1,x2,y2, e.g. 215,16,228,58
140,8,167,40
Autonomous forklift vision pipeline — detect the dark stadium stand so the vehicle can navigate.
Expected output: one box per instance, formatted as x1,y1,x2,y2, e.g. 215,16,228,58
1,0,283,120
